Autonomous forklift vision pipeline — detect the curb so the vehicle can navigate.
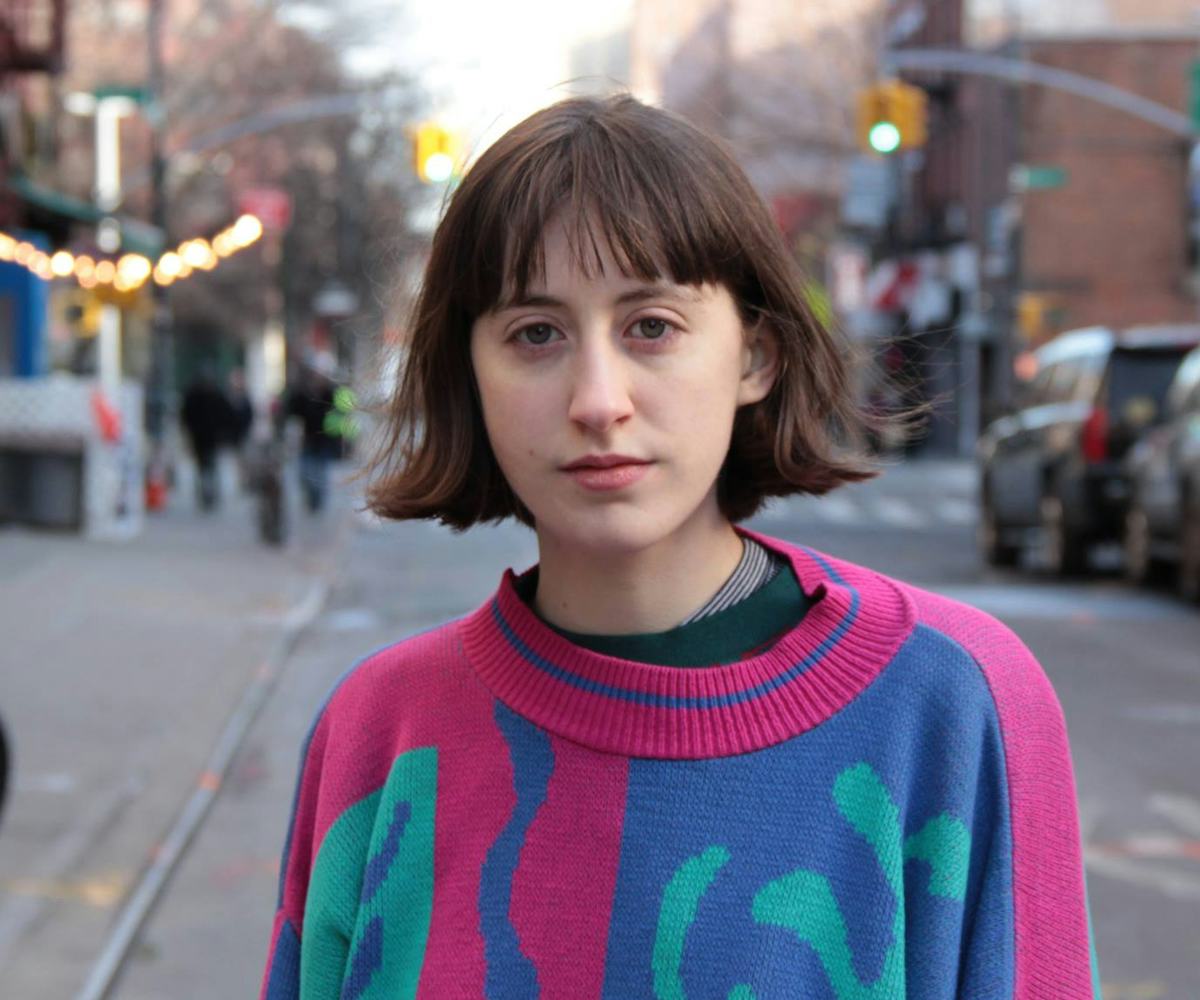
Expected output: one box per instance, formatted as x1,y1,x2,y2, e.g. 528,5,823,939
74,542,339,1000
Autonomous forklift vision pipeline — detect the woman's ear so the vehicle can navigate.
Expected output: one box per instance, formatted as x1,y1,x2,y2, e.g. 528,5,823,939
737,323,780,406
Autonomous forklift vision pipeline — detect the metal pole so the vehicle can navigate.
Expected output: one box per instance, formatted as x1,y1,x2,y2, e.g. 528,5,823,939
145,0,173,502
94,102,123,403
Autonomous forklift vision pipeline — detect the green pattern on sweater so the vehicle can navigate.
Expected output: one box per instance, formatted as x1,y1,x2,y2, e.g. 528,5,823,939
302,747,437,999
652,846,731,1000
652,763,971,1000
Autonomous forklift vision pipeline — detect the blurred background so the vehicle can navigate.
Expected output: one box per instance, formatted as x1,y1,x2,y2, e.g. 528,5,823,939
2,0,1200,996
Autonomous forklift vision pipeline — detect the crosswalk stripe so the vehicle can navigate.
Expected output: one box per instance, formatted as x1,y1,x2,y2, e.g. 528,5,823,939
870,497,930,529
811,495,860,523
1150,793,1200,838
767,493,978,531
934,498,977,526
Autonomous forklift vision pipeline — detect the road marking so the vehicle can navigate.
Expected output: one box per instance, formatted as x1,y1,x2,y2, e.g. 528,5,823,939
1085,847,1200,900
937,585,1192,621
1,873,127,909
321,606,383,632
0,775,144,967
934,497,976,526
869,497,929,529
1149,793,1200,837
15,772,78,794
1090,834,1200,860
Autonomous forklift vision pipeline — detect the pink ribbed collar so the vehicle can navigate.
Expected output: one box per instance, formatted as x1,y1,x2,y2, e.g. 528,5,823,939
458,529,915,759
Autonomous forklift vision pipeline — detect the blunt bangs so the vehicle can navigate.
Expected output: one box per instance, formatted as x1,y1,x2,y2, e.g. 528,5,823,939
453,98,760,323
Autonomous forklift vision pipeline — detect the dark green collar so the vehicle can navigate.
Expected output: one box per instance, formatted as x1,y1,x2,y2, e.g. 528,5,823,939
513,564,810,667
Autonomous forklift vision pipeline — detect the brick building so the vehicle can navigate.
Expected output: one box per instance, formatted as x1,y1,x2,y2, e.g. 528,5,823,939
1012,33,1196,338
874,2,1200,450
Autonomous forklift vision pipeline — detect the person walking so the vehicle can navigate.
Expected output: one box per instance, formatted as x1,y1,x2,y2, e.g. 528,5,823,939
180,366,234,511
259,96,1100,998
282,357,343,514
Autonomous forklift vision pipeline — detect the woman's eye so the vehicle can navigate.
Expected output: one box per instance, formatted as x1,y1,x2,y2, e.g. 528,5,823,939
515,324,559,346
630,317,673,340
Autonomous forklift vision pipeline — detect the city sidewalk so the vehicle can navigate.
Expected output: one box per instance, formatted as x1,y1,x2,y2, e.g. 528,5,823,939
0,458,352,998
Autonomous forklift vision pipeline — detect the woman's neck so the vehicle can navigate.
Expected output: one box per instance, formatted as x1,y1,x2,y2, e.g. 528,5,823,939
531,513,745,635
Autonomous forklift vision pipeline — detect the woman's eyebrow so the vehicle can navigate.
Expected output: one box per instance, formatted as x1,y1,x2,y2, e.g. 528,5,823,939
614,285,702,306
495,284,701,313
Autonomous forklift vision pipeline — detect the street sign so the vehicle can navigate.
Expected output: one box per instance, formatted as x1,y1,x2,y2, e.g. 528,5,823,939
93,84,151,105
1009,165,1067,192
237,187,292,231
841,155,896,229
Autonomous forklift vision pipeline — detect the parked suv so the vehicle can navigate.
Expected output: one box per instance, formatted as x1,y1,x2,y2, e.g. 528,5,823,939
978,324,1200,575
1122,344,1200,600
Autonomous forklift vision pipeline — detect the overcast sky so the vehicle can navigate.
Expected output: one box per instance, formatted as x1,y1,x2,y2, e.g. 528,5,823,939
345,0,632,152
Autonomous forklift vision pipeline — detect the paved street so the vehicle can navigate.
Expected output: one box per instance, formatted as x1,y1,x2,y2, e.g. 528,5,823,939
0,461,348,999
1,457,1197,997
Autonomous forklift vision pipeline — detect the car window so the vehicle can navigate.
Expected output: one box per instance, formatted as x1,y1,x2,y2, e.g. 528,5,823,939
1021,364,1056,408
1166,349,1200,415
1106,349,1192,428
1047,361,1082,403
1070,352,1105,403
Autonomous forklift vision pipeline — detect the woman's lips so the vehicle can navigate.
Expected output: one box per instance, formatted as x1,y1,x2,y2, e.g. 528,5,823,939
564,461,653,492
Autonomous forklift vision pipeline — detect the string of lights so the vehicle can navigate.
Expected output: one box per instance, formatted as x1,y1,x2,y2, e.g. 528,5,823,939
0,213,265,294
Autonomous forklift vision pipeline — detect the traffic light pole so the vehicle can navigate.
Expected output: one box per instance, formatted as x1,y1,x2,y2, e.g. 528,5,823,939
885,48,1195,138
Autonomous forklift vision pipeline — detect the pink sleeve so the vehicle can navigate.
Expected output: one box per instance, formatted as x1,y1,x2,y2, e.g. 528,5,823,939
915,588,1098,999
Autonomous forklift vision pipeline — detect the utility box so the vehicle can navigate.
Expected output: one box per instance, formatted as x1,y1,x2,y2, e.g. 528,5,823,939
0,376,143,538
0,448,84,528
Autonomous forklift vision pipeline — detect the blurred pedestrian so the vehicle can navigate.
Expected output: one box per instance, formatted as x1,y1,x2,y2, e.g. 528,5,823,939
180,366,234,511
281,355,342,514
260,96,1101,998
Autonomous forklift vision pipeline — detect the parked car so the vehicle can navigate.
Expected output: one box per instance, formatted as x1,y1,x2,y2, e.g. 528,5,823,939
978,323,1200,575
1122,344,1200,600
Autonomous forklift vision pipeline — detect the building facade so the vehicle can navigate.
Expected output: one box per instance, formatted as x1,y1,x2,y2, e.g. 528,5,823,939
873,0,1200,450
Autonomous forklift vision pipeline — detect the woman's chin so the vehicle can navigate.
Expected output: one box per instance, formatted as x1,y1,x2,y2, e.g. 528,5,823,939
537,505,678,557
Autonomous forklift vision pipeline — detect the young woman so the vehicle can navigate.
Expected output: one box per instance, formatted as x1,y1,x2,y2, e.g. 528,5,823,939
260,95,1100,999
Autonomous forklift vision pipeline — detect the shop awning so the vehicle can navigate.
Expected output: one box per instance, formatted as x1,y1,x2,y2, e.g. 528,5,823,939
6,172,164,258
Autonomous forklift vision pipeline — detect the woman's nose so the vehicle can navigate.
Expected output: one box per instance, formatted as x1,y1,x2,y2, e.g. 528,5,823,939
567,345,634,432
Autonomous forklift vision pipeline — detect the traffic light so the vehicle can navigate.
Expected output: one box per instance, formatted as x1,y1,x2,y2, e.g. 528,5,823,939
857,80,928,155
413,122,460,184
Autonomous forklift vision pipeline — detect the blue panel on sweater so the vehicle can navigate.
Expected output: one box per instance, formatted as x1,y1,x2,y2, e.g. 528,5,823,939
600,623,1015,1000
265,919,301,1000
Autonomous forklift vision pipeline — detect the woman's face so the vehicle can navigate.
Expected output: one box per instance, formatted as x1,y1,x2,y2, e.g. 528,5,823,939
469,216,777,557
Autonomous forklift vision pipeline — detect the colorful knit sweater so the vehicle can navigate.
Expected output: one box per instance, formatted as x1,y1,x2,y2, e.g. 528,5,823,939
259,530,1100,999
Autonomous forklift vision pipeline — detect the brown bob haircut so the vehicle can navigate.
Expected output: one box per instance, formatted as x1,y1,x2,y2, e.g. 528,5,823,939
365,94,888,529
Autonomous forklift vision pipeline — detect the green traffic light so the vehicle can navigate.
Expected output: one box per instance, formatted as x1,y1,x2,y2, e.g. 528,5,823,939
869,121,901,154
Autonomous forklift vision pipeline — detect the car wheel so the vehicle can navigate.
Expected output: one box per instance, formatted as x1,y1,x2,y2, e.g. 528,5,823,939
1040,492,1088,576
979,492,1019,567
1179,498,1200,603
